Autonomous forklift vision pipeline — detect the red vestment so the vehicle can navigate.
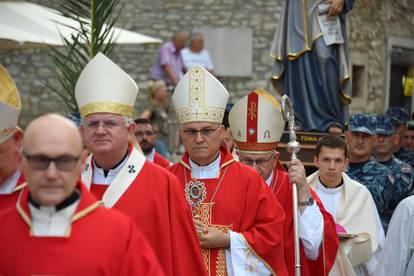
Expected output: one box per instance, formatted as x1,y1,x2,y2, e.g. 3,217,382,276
0,172,25,212
0,182,164,276
153,152,171,168
270,167,339,276
82,145,206,276
169,146,288,276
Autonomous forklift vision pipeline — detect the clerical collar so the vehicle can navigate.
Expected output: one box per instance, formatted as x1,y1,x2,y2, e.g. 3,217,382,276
265,171,274,186
94,150,129,177
318,176,343,189
29,189,80,212
0,170,20,195
189,153,221,179
145,148,156,162
317,178,344,194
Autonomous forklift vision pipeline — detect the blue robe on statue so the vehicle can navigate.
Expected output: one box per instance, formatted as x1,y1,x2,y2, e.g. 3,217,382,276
270,0,354,132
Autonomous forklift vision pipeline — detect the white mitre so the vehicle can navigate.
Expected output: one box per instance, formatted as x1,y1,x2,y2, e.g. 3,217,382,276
75,52,138,118
0,65,21,143
172,65,229,124
229,88,285,153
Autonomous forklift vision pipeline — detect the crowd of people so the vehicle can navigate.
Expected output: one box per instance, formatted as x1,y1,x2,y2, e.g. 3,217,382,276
1,48,414,275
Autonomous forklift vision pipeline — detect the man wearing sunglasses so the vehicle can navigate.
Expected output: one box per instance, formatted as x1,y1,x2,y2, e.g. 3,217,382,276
0,65,25,211
76,53,205,276
169,65,287,275
134,118,171,168
229,88,338,276
0,114,164,275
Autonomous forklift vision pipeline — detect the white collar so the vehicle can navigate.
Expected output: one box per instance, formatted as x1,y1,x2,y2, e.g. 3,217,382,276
145,148,155,162
189,154,221,179
28,199,80,237
316,177,344,194
265,170,274,186
92,155,129,185
0,170,20,195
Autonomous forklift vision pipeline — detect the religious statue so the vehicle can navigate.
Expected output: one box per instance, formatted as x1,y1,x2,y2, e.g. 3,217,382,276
270,0,354,133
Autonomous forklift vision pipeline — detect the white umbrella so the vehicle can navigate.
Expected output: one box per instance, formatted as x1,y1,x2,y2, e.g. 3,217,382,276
0,1,162,49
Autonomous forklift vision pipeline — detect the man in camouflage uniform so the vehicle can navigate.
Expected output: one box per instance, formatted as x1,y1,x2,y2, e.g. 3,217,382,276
402,121,414,151
374,114,413,231
386,107,414,167
345,114,390,230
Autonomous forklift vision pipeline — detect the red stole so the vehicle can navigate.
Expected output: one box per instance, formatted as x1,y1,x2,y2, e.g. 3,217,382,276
169,146,288,276
0,182,164,275
270,167,339,276
85,145,206,276
153,152,171,168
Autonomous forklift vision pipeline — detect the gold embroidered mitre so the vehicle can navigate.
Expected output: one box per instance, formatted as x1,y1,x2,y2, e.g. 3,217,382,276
172,65,229,124
75,52,138,118
229,88,285,153
0,65,21,143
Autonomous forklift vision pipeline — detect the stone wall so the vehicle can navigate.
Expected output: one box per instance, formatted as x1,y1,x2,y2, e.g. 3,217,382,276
1,0,414,128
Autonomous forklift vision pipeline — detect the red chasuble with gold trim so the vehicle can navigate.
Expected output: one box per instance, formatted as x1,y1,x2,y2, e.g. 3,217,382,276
0,182,165,276
0,172,25,213
84,145,206,276
270,167,339,275
169,146,288,276
153,152,171,168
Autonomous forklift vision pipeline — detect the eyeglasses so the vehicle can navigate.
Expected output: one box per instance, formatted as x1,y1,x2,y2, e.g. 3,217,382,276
182,127,219,138
135,130,155,137
83,119,124,130
239,154,274,167
23,152,81,171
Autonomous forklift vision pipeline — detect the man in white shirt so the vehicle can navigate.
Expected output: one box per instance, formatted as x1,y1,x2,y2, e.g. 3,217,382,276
181,33,215,73
308,135,385,276
375,195,414,276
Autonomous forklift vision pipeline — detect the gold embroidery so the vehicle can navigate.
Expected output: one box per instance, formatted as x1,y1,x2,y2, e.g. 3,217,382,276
0,65,21,108
79,102,134,117
248,102,257,120
197,202,232,276
235,141,278,152
175,65,225,124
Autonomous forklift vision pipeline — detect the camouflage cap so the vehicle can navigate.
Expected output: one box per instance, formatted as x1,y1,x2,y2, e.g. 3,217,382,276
386,106,410,125
375,115,396,135
349,114,376,135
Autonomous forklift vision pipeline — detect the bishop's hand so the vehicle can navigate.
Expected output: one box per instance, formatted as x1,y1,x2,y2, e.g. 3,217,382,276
194,218,230,249
287,159,310,203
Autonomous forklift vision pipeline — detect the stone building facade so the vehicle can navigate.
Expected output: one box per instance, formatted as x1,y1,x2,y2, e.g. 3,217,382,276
1,0,414,129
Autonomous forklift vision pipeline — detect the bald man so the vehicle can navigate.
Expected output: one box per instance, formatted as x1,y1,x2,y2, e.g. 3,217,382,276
0,114,164,276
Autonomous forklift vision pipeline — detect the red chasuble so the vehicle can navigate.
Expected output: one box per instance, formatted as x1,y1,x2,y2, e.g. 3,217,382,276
169,146,288,276
0,172,25,213
82,145,206,276
0,182,164,276
269,167,339,275
153,152,171,168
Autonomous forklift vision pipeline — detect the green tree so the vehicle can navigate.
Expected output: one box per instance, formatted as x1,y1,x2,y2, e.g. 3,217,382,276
46,0,123,113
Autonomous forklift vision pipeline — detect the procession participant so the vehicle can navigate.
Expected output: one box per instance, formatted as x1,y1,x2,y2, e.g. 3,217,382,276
230,88,338,275
345,114,391,229
134,118,171,168
169,65,287,275
0,114,164,276
76,53,205,276
309,135,384,275
374,114,413,231
374,195,414,276
0,65,25,210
